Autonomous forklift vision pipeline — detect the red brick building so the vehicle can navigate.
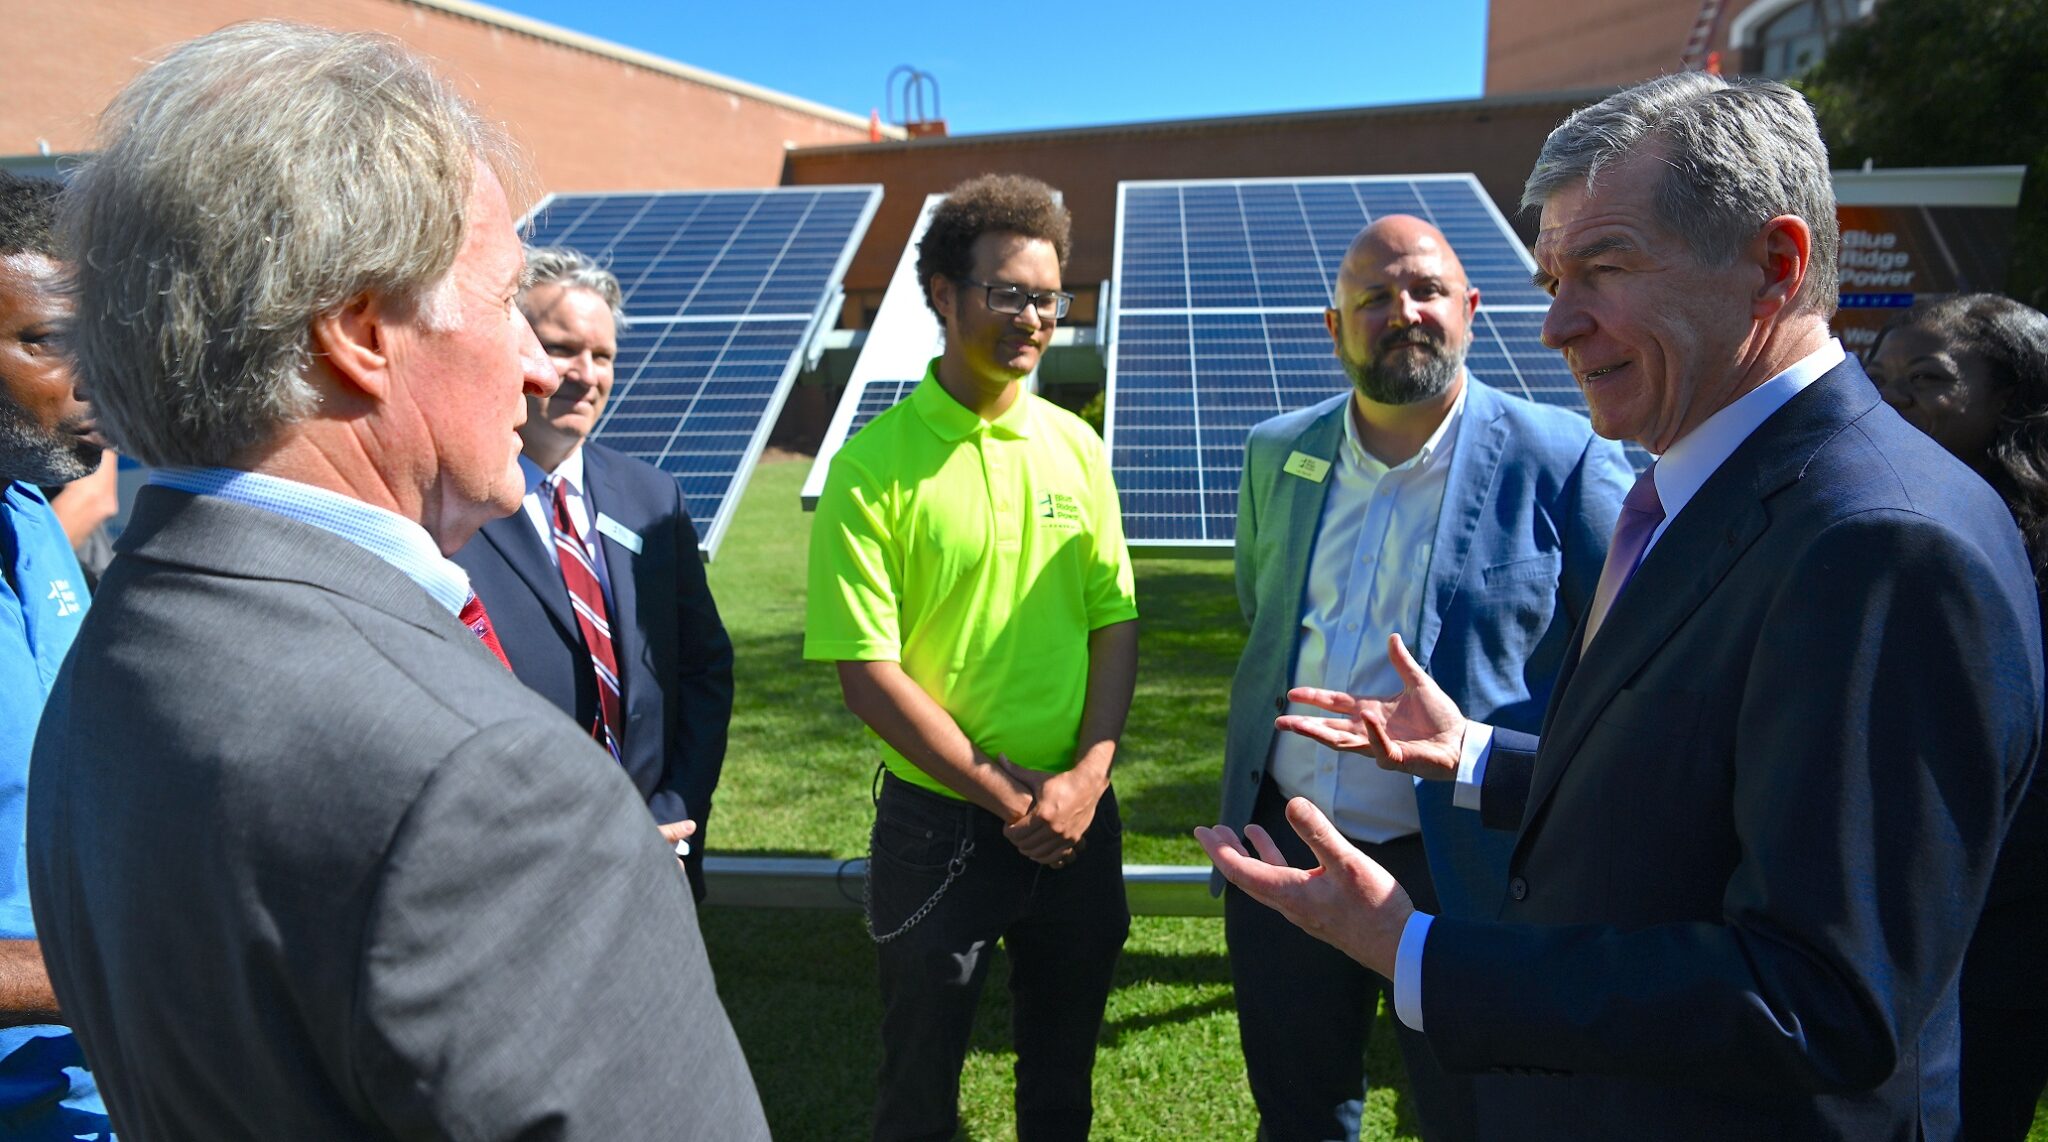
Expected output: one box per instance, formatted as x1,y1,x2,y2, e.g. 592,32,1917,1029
1486,0,1873,94
2,0,887,193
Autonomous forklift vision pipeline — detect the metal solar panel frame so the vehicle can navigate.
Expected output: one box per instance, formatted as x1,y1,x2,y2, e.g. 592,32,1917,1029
518,185,883,559
801,193,946,510
1105,173,1573,557
801,192,1048,510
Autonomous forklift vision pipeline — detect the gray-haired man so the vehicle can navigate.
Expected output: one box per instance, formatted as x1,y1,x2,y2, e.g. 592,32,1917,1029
1201,71,2041,1139
26,22,767,1139
454,247,735,902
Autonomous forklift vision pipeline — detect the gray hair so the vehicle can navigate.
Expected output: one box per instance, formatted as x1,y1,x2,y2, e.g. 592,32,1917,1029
62,21,528,467
522,246,626,327
1523,71,1839,317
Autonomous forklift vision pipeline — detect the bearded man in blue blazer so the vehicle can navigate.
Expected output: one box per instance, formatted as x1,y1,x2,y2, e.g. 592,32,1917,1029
454,247,734,900
1203,72,2043,1141
1219,215,1630,1141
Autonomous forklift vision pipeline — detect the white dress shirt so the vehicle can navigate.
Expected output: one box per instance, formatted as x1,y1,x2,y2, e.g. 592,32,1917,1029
520,448,616,606
1271,383,1467,843
1394,340,1848,1032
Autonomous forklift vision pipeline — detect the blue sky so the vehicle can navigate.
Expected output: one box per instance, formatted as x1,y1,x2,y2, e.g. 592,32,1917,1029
487,0,1491,135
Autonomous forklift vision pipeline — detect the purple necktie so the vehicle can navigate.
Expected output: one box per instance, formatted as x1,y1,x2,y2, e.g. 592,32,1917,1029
1582,463,1665,653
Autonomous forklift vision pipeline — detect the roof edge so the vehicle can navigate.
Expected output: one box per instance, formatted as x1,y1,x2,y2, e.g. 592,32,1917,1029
401,0,906,138
787,87,1616,157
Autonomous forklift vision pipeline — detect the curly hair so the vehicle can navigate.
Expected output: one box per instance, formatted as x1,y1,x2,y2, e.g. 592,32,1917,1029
1879,293,2048,579
0,171,62,259
915,173,1070,320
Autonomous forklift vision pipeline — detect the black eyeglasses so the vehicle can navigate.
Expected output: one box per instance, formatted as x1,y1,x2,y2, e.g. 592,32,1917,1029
959,278,1074,320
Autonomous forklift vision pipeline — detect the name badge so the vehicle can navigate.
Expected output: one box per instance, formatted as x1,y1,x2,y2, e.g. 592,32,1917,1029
595,513,644,554
1282,451,1331,483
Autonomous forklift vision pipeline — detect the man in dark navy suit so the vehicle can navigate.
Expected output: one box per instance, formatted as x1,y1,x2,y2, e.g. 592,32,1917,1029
1201,72,2043,1140
455,246,734,899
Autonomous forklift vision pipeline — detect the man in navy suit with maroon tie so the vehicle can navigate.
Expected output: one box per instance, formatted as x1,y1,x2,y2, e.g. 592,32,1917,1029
455,246,734,900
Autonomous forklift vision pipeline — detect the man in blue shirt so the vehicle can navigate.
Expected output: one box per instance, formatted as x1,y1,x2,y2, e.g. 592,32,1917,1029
0,171,111,1138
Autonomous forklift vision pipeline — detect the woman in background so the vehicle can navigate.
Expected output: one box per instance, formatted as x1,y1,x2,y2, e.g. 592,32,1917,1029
1869,292,2048,1142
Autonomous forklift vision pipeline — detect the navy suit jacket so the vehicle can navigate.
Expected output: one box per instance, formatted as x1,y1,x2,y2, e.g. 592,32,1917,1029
453,442,734,898
1424,360,2044,1140
1220,377,1630,917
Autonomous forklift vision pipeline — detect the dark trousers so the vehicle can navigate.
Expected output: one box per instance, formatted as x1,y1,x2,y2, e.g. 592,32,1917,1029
868,774,1130,1142
1961,1001,2048,1141
1225,781,1475,1142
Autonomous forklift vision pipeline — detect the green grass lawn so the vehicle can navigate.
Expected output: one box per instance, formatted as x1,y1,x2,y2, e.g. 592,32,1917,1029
702,456,1422,1140
700,455,2048,1141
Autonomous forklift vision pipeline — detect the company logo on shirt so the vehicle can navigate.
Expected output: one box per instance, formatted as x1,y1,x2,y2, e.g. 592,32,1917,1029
46,579,79,618
1038,492,1081,529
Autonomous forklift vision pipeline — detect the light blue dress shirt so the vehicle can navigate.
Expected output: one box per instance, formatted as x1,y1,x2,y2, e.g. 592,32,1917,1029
147,468,473,615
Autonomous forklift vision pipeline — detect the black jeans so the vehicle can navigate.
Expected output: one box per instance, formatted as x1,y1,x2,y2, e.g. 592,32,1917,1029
1224,780,1474,1142
868,773,1130,1142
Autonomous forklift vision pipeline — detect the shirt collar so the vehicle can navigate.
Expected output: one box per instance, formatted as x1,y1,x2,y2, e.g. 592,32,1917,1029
4,482,52,512
1339,373,1468,475
522,447,587,498
911,358,1034,442
1654,339,1845,526
147,466,473,616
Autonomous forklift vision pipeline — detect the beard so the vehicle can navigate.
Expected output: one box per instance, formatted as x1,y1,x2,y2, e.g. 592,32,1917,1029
0,394,101,486
1341,325,1465,406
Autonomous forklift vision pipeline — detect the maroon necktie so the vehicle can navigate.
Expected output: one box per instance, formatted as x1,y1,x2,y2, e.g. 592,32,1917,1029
1582,463,1665,653
459,592,513,670
547,475,624,762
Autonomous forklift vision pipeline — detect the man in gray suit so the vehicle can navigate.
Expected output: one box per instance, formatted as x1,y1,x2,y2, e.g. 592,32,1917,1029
1221,216,1629,1141
25,22,769,1140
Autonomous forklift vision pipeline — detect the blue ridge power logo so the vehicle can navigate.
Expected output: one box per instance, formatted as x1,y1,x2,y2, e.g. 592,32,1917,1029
1037,492,1081,529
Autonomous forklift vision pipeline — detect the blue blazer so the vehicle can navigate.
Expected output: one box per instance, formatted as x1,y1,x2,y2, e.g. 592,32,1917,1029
1428,360,2045,1139
1219,377,1631,916
453,442,734,898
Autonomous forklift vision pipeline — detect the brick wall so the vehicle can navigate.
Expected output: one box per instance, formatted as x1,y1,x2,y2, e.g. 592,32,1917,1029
4,0,875,196
1485,0,1777,94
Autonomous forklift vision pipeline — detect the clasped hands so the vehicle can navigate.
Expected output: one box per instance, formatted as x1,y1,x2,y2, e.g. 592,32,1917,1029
996,758,1102,869
1195,635,1465,975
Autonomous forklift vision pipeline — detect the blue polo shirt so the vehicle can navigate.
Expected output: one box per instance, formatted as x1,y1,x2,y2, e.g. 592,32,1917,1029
0,482,109,1139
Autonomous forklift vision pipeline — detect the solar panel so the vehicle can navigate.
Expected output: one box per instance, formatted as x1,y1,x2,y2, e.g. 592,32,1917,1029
520,186,882,557
1106,174,1632,554
800,193,950,509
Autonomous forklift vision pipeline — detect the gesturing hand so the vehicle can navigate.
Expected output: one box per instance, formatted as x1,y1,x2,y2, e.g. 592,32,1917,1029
1276,634,1466,781
1194,798,1413,977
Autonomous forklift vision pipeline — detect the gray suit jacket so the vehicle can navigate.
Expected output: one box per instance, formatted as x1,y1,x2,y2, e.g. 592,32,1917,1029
1220,379,1630,916
27,487,769,1141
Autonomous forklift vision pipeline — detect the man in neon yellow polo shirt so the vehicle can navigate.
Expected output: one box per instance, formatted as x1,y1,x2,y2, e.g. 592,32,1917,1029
806,173,1139,1142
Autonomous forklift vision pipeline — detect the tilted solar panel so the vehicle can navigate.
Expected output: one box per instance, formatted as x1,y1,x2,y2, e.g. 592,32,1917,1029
801,194,948,510
1107,174,1638,553
519,186,882,557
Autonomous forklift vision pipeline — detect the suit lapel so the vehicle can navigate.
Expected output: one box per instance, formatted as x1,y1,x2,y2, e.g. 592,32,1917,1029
1268,401,1348,633
477,507,577,639
1417,382,1506,665
1517,360,1878,835
1519,487,1766,828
